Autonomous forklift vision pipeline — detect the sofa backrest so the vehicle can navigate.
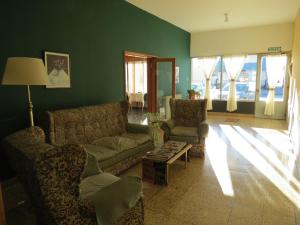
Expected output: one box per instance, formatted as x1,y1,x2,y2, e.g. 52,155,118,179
170,99,207,127
42,101,128,146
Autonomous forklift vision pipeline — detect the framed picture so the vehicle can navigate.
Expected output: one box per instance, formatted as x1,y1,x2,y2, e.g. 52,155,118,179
44,51,70,88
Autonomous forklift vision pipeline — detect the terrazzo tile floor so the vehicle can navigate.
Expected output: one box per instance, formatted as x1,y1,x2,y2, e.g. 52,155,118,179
3,114,300,225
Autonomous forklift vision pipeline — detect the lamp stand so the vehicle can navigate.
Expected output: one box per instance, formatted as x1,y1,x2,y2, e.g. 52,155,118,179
27,85,34,127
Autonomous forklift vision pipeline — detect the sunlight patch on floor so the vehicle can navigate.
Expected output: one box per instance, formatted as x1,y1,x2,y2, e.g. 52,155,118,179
220,124,300,209
206,127,234,197
236,126,297,181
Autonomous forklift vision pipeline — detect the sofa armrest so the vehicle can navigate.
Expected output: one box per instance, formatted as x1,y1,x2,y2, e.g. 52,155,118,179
127,123,149,134
198,121,209,138
160,119,175,141
4,126,46,144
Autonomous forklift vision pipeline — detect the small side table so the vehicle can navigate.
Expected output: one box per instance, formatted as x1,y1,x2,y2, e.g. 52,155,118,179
0,183,6,225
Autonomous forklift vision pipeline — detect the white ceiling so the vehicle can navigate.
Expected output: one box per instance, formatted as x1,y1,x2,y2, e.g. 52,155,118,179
127,0,300,32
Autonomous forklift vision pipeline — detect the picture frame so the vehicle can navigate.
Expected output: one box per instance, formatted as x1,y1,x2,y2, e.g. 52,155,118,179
44,51,70,88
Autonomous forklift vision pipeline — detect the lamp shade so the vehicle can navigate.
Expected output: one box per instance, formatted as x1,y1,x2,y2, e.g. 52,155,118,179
2,57,49,85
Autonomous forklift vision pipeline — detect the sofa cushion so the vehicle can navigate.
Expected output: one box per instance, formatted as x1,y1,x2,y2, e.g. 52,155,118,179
81,152,103,179
101,140,153,171
92,136,138,152
80,172,120,199
171,126,198,137
84,144,117,162
121,132,151,145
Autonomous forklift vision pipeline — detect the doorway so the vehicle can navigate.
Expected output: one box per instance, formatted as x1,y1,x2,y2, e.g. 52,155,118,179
124,51,152,124
124,51,176,124
255,54,290,119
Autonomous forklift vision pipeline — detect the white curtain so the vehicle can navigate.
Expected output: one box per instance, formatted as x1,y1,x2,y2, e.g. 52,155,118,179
126,61,147,94
264,55,287,116
223,55,246,112
198,57,218,110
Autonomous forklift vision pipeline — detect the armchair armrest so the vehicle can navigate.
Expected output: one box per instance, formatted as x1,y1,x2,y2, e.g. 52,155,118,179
127,123,149,134
198,121,209,138
160,119,175,141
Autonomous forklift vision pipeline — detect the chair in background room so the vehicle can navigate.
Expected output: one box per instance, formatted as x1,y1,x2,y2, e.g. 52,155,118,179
160,99,209,157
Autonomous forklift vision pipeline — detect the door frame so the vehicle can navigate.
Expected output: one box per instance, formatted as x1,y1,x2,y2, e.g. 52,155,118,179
254,52,291,119
123,51,176,113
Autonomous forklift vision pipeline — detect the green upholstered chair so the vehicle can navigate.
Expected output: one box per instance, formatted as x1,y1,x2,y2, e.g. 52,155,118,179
160,99,209,157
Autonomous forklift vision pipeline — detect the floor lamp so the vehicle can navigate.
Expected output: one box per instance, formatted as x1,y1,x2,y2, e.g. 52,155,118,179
1,57,49,127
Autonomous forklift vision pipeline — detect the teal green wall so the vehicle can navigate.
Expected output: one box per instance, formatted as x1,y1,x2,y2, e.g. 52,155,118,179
0,0,190,179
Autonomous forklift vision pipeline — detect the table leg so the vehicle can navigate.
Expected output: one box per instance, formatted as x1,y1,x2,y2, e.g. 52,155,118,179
166,164,169,185
185,151,187,169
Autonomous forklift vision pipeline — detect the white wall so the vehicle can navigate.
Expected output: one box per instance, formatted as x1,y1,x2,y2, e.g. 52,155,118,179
289,9,300,179
191,23,294,57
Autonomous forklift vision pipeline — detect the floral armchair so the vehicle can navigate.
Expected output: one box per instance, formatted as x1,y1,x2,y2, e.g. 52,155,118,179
2,126,144,225
160,99,209,157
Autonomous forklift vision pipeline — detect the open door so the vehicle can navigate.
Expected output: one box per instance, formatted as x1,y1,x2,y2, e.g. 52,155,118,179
255,53,290,119
156,58,176,119
146,58,176,115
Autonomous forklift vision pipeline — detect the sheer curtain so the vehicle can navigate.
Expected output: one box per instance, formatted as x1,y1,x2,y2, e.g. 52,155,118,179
198,57,218,110
223,55,246,112
126,60,147,94
264,55,287,116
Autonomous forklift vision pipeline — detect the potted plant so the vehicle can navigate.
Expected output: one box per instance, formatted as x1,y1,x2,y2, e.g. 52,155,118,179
187,89,200,100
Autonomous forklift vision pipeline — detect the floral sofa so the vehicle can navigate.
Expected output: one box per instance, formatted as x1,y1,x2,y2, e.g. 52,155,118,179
2,126,144,225
41,101,154,175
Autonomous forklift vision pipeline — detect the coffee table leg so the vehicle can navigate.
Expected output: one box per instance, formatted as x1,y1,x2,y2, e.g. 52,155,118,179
166,164,169,185
185,151,187,168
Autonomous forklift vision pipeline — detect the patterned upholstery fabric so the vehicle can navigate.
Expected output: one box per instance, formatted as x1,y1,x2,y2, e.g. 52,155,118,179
170,99,207,127
2,126,144,225
40,101,154,175
43,102,127,146
161,99,209,157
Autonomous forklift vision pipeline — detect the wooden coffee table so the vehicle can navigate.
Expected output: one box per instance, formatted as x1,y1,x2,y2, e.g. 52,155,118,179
142,142,192,185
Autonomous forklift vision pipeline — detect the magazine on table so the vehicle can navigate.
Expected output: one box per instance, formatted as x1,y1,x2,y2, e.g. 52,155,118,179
146,148,174,160
162,141,187,153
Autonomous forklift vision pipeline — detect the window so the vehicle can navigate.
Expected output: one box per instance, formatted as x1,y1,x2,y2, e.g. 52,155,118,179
191,57,221,97
191,58,205,95
125,60,147,94
210,58,222,99
221,55,257,101
192,55,257,101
